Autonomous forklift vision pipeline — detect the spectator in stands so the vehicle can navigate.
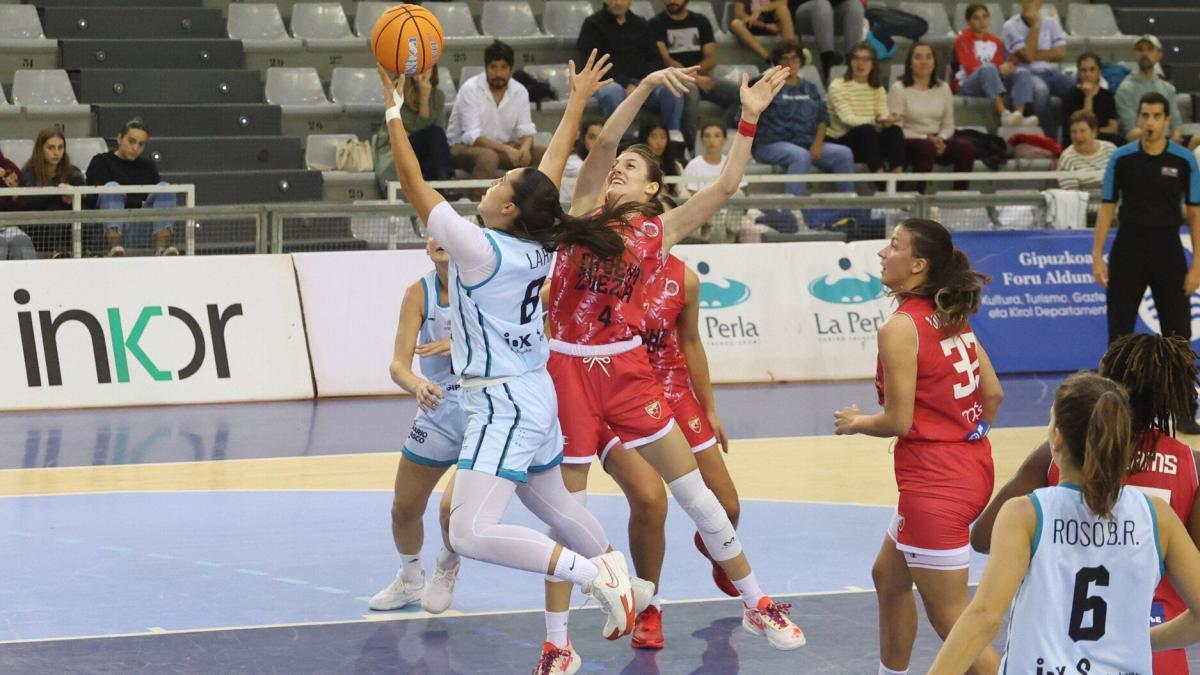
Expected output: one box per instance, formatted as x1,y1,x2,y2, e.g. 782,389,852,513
578,0,685,144
730,0,796,64
1056,110,1116,192
372,65,453,195
953,3,1035,127
445,41,542,193
1061,53,1119,145
1116,35,1185,145
826,42,904,176
0,149,35,260
19,128,84,257
1001,0,1073,133
682,122,749,242
791,0,864,81
650,0,742,148
86,118,175,256
889,42,975,192
560,118,603,202
751,40,854,196
638,123,684,196
0,150,24,212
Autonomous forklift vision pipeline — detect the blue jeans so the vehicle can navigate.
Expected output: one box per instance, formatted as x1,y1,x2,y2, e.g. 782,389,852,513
753,140,855,196
592,82,684,131
1011,67,1074,125
97,181,177,247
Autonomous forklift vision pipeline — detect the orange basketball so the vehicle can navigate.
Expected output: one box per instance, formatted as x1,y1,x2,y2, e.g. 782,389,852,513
370,4,444,76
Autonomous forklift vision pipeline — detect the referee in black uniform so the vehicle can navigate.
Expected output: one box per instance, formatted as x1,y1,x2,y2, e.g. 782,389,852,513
1092,91,1200,432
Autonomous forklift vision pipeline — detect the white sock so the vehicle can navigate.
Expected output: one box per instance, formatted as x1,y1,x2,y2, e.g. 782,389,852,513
732,571,765,607
650,595,662,610
552,549,599,587
435,547,460,570
545,610,569,648
400,554,422,582
879,664,908,675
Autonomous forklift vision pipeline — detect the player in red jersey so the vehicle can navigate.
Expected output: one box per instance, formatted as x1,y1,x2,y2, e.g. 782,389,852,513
970,333,1200,675
834,219,1004,675
536,63,806,666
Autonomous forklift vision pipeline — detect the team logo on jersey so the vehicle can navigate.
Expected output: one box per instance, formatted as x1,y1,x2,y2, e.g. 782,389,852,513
688,416,702,433
643,222,660,238
695,261,751,309
503,330,538,354
664,279,681,297
808,257,885,305
644,400,662,420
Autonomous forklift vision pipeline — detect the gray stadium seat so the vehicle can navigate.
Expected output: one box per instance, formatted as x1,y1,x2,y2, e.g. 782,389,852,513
713,64,761,85
1067,3,1120,37
67,137,110,169
330,67,385,114
829,64,847,82
688,2,732,43
523,64,572,111
265,67,342,114
898,2,954,36
458,65,484,87
542,1,593,39
354,1,390,38
952,3,1004,32
227,3,298,43
1008,3,1059,22
481,2,550,44
291,2,362,47
0,139,34,164
0,5,46,39
425,2,480,38
889,63,905,85
12,70,91,114
437,71,456,102
630,1,654,20
305,133,359,170
798,64,825,96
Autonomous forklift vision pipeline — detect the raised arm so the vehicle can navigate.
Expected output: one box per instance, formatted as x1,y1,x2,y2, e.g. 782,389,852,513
538,50,612,189
379,66,445,224
570,66,698,216
661,66,789,249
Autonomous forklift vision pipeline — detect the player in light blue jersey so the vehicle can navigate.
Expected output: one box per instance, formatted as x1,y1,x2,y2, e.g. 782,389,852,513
369,238,465,614
930,372,1200,674
378,52,683,651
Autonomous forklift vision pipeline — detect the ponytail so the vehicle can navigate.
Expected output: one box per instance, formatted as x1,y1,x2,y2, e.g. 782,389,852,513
1053,372,1133,519
507,167,629,262
893,219,990,335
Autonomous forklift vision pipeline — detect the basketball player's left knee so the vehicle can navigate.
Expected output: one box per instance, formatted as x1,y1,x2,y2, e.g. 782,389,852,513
668,469,742,562
446,509,478,560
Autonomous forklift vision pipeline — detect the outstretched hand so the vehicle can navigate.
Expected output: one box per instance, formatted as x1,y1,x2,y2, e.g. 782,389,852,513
641,65,700,97
739,66,789,120
377,64,405,111
568,49,613,101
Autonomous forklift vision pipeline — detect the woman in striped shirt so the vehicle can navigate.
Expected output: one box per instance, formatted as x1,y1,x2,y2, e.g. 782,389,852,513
826,42,905,175
1057,110,1116,192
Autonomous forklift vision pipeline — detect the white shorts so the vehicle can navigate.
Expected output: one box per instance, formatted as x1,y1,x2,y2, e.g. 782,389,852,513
402,386,467,468
457,367,563,482
886,510,972,571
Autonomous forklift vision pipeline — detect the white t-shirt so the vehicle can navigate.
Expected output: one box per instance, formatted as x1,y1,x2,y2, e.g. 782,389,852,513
446,74,538,147
559,153,584,203
683,154,747,195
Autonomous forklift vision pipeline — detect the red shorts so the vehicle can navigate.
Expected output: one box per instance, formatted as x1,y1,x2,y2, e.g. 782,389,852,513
550,341,676,461
889,438,994,557
665,388,716,452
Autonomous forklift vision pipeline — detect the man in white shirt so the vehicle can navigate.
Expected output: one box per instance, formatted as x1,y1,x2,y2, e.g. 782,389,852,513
1001,0,1073,134
446,41,543,187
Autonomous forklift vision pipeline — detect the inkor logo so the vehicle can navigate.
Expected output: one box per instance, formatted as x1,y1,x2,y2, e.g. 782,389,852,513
695,261,750,309
15,289,244,387
808,257,884,304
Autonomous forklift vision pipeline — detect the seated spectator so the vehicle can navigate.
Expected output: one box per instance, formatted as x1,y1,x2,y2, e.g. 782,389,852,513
579,1,684,144
730,0,796,64
19,128,84,257
85,118,176,256
953,3,1035,127
561,118,603,202
373,65,453,195
750,40,854,196
684,122,749,195
1116,35,1187,145
1001,0,1073,132
1056,110,1116,192
791,0,864,80
889,42,975,192
637,123,684,195
445,41,543,193
0,149,35,260
826,42,904,175
651,0,741,148
1060,53,1118,145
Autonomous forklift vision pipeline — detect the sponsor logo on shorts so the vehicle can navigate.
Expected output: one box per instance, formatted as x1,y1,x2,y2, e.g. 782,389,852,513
408,425,428,445
896,514,905,532
688,416,702,433
644,400,662,420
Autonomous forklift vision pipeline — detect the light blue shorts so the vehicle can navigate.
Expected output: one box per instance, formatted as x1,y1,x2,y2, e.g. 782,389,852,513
402,386,467,468
456,367,564,483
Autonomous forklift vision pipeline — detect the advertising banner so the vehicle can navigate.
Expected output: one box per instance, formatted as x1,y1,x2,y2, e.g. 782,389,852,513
0,255,312,410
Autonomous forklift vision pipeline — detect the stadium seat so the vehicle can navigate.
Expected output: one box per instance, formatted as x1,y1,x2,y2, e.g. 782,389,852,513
889,63,905,85
353,1,390,38
631,1,654,20
424,2,480,38
829,64,847,82
305,133,360,170
952,3,1005,32
898,2,954,37
67,137,110,169
0,5,46,40
265,67,342,114
481,1,554,47
1008,3,1059,22
713,64,761,85
437,71,456,102
330,67,385,114
458,65,484,87
1067,3,1126,50
542,1,594,40
688,2,734,44
522,64,571,111
291,2,363,48
0,139,34,164
12,70,91,114
227,3,300,44
798,64,825,95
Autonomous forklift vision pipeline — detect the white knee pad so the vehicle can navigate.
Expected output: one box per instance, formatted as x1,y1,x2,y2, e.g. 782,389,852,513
667,469,742,562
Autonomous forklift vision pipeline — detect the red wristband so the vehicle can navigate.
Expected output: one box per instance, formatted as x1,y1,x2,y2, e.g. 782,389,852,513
737,119,757,138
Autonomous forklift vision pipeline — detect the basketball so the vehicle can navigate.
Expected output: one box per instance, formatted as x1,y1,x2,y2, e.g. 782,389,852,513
370,4,444,76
